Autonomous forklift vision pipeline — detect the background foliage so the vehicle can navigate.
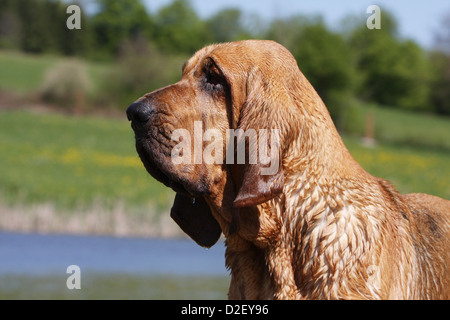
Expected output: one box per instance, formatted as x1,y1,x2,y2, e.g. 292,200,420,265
1,0,450,120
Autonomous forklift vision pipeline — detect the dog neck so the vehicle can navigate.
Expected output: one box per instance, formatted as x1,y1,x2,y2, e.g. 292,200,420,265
226,93,418,299
260,113,415,299
281,167,386,299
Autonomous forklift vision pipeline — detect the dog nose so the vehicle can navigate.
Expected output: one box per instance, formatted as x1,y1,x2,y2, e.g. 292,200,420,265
126,100,153,126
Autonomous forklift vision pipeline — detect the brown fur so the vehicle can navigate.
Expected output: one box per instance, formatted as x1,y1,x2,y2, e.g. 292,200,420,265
127,40,450,299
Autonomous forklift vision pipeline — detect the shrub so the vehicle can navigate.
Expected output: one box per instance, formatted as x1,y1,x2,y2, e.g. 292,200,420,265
96,37,186,109
40,59,91,113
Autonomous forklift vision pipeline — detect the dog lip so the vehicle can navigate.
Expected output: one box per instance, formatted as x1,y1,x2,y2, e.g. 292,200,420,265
129,117,150,132
136,142,196,197
142,156,200,198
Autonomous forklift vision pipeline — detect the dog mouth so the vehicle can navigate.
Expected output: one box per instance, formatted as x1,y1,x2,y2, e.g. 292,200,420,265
134,138,201,198
135,140,184,193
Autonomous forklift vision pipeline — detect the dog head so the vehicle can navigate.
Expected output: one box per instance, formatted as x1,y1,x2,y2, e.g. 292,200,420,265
127,40,310,247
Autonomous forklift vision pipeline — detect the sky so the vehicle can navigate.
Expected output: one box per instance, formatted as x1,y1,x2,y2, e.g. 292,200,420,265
142,0,450,49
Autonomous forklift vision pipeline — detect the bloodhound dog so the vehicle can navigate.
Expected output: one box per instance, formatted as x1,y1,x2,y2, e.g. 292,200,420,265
127,40,450,299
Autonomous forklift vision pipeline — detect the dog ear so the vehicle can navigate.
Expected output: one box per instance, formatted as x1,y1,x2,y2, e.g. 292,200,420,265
170,193,222,248
232,67,286,208
233,164,284,208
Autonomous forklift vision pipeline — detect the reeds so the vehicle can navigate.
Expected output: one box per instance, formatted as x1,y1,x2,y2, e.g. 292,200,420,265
0,201,182,238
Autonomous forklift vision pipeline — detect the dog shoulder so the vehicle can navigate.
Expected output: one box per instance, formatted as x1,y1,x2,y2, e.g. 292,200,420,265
401,193,450,298
401,193,450,238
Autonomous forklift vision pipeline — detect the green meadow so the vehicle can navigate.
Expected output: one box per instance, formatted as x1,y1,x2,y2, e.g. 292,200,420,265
0,274,229,299
0,110,172,209
0,51,59,93
0,50,108,94
0,110,176,236
345,137,449,198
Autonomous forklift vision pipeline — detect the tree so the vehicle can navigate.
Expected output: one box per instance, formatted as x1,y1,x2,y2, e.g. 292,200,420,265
429,51,450,115
14,0,58,53
349,11,431,111
97,36,186,108
0,0,91,56
265,16,306,51
266,17,357,126
91,0,153,56
49,1,91,56
153,0,211,54
429,13,450,115
0,0,22,49
206,8,245,43
434,12,450,54
291,22,356,104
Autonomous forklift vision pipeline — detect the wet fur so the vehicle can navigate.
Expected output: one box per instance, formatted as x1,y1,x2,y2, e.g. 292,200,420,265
129,40,450,299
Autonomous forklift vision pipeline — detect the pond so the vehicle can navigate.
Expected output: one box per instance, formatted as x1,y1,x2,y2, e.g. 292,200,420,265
0,232,230,299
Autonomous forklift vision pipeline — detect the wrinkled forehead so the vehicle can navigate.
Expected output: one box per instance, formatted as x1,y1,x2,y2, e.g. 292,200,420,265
181,42,254,74
182,41,295,79
181,45,219,76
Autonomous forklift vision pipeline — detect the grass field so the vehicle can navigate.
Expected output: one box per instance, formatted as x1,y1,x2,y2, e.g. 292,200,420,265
0,50,108,95
0,110,177,236
0,273,229,299
0,51,59,93
0,110,174,209
350,103,450,152
344,137,449,198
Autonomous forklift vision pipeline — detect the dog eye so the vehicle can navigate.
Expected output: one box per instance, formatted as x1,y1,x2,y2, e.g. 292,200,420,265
204,72,225,91
207,73,222,86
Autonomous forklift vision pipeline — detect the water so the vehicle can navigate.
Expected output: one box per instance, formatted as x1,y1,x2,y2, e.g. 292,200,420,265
0,232,229,299
0,232,227,275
